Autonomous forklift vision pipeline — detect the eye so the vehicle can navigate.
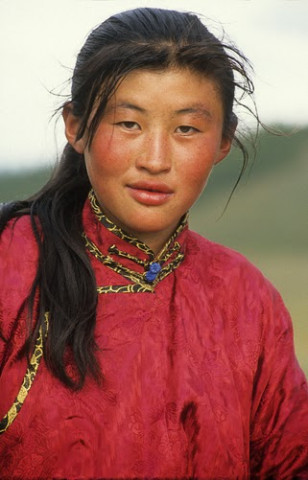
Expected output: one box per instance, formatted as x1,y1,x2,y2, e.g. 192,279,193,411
117,121,140,131
176,125,200,135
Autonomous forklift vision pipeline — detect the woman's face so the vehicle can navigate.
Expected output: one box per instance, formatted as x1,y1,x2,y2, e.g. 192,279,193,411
65,68,233,252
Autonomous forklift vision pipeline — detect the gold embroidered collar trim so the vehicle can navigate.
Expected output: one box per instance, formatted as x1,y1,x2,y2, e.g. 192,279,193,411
84,190,187,293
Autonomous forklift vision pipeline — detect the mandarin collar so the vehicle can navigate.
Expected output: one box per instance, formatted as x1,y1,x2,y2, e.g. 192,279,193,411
82,190,188,293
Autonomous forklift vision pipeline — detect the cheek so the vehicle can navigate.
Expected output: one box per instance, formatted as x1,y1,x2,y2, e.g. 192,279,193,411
188,169,212,200
86,136,130,177
181,150,215,191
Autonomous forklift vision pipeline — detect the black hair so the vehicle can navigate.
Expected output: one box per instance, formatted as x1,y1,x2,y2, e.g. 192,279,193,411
0,7,258,389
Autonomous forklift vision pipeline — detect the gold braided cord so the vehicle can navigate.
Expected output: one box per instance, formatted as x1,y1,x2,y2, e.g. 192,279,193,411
108,245,146,266
154,252,185,284
83,233,147,286
0,312,49,435
157,242,181,264
97,283,154,294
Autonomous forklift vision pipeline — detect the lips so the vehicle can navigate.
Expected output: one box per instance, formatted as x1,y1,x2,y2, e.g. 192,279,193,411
127,181,174,206
128,181,173,193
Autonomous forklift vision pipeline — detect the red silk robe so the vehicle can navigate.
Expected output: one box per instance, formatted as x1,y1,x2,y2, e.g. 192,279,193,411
0,194,307,479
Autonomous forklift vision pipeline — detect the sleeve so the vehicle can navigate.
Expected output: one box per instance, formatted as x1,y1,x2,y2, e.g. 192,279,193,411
250,284,308,479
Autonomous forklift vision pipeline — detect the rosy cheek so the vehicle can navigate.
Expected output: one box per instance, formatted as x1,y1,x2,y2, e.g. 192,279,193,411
89,139,120,173
184,155,213,182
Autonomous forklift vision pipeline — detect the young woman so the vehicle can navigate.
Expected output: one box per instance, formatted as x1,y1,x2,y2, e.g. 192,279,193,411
0,7,307,479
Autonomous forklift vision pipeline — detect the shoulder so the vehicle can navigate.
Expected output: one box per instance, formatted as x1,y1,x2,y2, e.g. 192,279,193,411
186,229,265,282
0,216,39,330
184,229,288,326
0,213,39,271
184,231,302,382
1,214,38,262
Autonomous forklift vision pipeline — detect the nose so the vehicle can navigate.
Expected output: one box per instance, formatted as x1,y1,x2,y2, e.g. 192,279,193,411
136,130,171,173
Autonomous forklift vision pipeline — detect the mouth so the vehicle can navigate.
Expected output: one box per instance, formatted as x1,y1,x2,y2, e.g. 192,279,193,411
127,181,174,206
128,181,173,194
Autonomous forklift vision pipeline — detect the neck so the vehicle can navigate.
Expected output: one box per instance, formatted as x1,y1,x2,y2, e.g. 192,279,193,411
131,227,176,256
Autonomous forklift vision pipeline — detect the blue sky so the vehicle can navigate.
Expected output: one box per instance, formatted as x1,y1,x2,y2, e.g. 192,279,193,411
0,0,307,170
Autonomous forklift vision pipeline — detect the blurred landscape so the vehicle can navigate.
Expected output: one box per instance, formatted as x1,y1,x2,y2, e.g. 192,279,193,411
0,125,307,376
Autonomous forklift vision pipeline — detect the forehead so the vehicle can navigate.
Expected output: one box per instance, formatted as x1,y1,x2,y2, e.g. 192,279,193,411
107,67,224,116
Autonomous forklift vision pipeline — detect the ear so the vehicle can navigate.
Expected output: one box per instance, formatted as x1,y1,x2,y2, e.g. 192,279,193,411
214,135,233,165
214,114,237,165
62,103,85,154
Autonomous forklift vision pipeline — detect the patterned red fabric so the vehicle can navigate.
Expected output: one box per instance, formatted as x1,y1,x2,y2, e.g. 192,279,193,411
0,198,308,479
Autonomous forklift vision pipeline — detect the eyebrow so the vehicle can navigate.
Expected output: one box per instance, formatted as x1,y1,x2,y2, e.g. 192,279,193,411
109,102,146,113
174,106,212,119
107,102,212,119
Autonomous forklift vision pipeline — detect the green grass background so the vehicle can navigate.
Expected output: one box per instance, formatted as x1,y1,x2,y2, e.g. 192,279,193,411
1,126,307,376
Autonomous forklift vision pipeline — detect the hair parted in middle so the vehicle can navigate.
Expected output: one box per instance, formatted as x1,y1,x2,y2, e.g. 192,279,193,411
68,7,254,150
